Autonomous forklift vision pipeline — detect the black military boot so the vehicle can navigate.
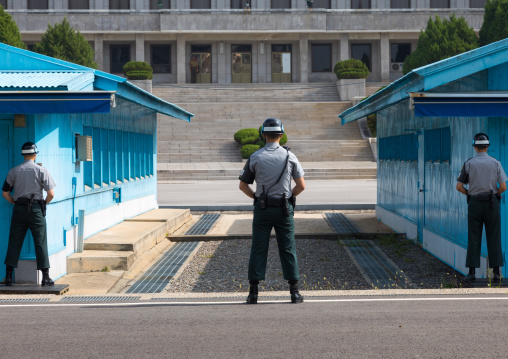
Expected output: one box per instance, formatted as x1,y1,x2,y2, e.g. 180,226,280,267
41,269,54,287
246,280,259,304
466,267,476,283
5,266,13,286
493,267,501,283
289,280,304,304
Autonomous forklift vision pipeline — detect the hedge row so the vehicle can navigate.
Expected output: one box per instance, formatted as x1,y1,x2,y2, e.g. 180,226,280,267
234,127,288,159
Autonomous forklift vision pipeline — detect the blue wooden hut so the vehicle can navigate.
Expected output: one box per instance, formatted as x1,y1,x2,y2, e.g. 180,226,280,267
339,38,508,279
0,43,193,283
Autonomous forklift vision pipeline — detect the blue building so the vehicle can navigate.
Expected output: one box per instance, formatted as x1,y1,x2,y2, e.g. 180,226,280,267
339,38,508,278
0,43,193,283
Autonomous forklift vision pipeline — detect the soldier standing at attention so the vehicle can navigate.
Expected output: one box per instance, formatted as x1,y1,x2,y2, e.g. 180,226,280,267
2,142,56,286
239,118,306,304
456,133,507,283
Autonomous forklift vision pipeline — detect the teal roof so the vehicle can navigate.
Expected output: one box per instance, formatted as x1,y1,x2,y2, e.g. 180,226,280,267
339,37,508,125
0,43,193,122
0,71,94,91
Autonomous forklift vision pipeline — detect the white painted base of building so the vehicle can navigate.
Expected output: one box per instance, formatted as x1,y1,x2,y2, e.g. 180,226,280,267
15,195,158,284
376,205,488,278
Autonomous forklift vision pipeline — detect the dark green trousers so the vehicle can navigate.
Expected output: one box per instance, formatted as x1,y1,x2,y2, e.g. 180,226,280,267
466,197,503,268
248,201,299,281
4,203,50,270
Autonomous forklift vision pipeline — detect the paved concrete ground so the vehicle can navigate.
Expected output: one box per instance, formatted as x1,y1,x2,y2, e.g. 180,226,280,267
158,179,377,210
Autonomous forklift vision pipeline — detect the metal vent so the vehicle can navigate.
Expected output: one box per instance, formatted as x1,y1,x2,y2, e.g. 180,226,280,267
0,298,50,303
325,213,359,234
185,214,220,235
60,296,141,302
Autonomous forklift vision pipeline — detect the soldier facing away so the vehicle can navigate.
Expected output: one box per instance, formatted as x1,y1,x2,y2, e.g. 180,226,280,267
2,142,56,286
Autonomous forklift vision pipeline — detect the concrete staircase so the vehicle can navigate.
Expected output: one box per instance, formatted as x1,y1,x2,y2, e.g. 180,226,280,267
67,209,191,273
154,82,377,180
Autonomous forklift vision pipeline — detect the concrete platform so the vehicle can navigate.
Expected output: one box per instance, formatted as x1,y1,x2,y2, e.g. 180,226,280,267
0,284,69,295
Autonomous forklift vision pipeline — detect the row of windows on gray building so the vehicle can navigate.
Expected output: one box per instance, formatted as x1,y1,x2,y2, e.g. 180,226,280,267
0,0,489,9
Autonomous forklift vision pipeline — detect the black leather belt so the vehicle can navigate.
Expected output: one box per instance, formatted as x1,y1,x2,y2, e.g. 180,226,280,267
266,197,283,207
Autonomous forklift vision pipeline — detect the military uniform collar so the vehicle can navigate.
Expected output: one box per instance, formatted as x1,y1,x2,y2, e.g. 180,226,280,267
265,142,280,151
475,152,488,157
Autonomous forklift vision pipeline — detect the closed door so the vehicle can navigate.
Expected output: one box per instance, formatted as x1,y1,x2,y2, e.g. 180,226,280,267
0,123,12,282
272,52,291,83
232,52,252,83
191,52,212,84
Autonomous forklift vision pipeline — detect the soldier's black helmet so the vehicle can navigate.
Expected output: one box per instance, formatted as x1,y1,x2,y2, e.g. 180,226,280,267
261,118,285,135
473,133,490,147
21,142,39,155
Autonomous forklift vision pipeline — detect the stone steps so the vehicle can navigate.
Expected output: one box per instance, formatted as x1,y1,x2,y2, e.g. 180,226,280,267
67,209,191,273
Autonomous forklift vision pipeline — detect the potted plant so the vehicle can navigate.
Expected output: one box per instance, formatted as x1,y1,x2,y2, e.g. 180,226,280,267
123,61,154,93
334,59,369,101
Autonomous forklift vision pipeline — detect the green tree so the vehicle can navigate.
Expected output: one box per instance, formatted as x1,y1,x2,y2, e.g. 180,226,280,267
0,5,27,49
402,15,478,75
34,18,97,68
479,0,508,46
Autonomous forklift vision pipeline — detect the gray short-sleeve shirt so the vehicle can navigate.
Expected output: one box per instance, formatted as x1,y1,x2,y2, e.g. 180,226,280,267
239,142,305,199
3,160,56,201
457,152,508,196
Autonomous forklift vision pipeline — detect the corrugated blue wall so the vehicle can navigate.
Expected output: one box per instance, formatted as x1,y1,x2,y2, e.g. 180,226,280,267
4,98,158,260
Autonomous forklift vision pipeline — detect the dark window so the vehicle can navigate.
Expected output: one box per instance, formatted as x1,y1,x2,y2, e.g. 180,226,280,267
272,44,292,52
69,0,89,9
109,0,130,9
390,0,409,8
111,45,131,73
191,45,212,53
150,0,171,9
0,0,7,9
271,0,291,9
313,0,331,8
470,0,487,8
430,0,449,8
27,44,36,52
28,0,49,9
391,43,411,63
311,44,332,72
231,44,252,53
351,0,370,9
231,0,250,8
351,44,371,71
191,0,211,9
151,45,171,73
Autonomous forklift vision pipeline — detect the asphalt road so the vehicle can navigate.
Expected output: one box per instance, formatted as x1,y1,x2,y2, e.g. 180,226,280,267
157,179,377,208
1,294,508,358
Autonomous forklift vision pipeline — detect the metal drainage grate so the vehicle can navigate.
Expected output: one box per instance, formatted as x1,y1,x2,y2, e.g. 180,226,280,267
60,296,141,302
126,241,200,294
185,214,221,235
0,298,50,303
325,213,360,234
343,239,410,289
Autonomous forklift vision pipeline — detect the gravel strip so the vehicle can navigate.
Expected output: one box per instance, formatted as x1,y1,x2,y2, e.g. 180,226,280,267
164,238,370,293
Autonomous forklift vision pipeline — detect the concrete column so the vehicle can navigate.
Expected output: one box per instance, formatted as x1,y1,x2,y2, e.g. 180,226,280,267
135,34,145,62
340,33,349,60
217,41,226,84
299,34,308,83
258,42,266,83
94,34,104,71
177,34,186,84
380,33,390,82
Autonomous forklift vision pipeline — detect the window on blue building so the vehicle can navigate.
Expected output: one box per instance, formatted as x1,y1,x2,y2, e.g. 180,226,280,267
424,127,451,164
93,128,102,188
84,126,93,190
379,134,418,162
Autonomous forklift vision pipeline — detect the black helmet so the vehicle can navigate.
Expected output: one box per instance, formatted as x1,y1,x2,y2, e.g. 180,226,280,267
473,133,490,147
21,142,39,155
261,118,284,135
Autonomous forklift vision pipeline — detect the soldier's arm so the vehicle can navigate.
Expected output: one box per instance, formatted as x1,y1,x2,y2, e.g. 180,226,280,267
2,191,15,205
45,189,55,204
499,182,507,195
456,182,468,195
292,176,305,197
239,181,255,199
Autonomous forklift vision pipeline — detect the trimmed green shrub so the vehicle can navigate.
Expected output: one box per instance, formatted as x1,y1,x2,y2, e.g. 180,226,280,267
367,113,377,138
240,135,259,146
123,61,153,75
280,134,288,146
125,71,153,80
256,139,266,148
479,0,508,46
334,59,369,80
402,15,478,75
241,145,260,159
234,128,259,144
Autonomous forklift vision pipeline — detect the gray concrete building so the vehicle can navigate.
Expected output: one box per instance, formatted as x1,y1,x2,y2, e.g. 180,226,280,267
3,0,487,84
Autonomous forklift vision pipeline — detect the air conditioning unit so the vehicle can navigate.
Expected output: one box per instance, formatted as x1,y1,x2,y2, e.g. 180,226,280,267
391,62,404,72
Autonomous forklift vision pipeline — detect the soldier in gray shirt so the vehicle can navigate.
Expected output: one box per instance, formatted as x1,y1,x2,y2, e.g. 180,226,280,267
456,133,508,283
2,142,56,286
239,118,306,304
